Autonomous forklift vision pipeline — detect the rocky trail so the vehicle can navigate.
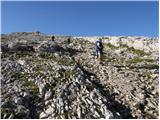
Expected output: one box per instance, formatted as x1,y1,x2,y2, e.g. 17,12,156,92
1,32,159,119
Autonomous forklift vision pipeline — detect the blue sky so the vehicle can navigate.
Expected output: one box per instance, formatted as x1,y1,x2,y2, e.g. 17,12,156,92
1,1,159,37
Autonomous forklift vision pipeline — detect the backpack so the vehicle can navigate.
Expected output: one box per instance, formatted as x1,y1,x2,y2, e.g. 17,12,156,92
96,41,103,50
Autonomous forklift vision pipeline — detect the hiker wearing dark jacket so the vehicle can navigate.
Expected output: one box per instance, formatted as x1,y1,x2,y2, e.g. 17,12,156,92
51,36,55,41
67,37,71,44
96,38,103,64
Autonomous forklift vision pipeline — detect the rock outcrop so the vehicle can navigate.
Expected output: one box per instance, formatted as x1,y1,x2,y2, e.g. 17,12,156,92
1,32,159,119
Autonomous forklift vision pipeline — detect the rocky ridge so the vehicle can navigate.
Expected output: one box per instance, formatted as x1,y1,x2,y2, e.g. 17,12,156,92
1,32,159,119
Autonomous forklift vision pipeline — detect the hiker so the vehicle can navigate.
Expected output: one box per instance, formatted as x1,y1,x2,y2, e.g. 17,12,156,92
51,36,55,41
67,37,71,44
95,38,104,64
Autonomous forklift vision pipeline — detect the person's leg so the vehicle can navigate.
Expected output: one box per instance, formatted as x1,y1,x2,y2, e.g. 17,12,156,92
100,51,103,61
96,51,101,64
99,50,103,64
96,50,98,59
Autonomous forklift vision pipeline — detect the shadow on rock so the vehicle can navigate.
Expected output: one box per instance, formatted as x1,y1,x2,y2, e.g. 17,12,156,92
44,45,84,57
113,65,159,70
76,62,134,119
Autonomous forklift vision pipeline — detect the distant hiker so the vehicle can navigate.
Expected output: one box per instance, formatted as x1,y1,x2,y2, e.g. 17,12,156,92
35,31,40,35
34,30,41,36
51,36,55,41
67,37,71,44
95,38,104,64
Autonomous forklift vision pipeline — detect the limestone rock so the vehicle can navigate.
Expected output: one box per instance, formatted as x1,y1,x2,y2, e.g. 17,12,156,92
1,32,158,119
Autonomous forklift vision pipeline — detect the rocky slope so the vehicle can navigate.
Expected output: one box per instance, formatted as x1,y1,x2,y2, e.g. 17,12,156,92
1,32,159,119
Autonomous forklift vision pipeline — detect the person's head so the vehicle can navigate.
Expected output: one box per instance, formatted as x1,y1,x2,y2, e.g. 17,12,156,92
99,38,102,42
51,36,55,40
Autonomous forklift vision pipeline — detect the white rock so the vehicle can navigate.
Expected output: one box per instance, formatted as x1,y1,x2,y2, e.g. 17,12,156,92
17,59,26,65
39,112,47,119
14,97,23,105
77,106,82,118
44,89,53,100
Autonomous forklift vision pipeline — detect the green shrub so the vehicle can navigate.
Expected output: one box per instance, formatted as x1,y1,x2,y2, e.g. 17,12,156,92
14,112,26,119
105,43,117,49
39,52,75,66
146,64,159,69
22,80,39,95
57,69,77,79
102,56,113,62
126,57,156,64
86,84,94,92
142,72,152,78
119,44,130,49
126,57,144,64
119,44,149,56
143,59,155,63
1,108,12,114
131,49,147,56
58,57,75,66
1,108,14,118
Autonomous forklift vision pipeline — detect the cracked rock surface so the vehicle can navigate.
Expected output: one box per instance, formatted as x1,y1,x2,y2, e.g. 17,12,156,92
1,32,159,119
